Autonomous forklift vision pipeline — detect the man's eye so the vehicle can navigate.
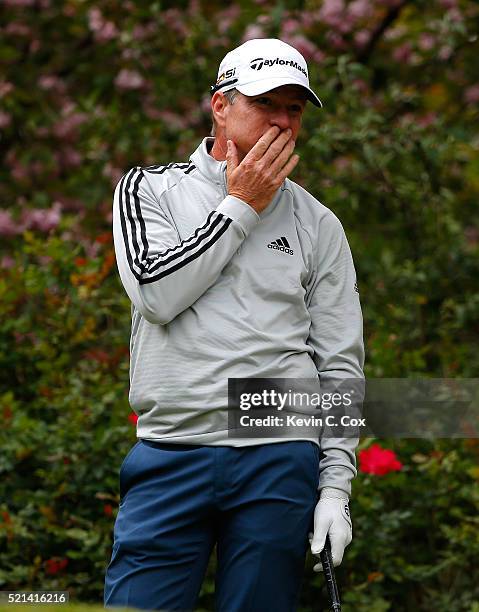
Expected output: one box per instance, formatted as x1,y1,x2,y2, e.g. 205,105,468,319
256,98,271,105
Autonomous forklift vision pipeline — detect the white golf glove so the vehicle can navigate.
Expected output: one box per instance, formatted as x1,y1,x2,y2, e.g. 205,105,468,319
309,487,352,572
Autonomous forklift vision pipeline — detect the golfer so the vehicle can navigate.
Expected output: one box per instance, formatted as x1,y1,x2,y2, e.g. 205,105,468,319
104,38,364,611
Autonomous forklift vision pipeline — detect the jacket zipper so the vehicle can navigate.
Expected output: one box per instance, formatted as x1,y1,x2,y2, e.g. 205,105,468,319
221,162,242,254
221,162,228,199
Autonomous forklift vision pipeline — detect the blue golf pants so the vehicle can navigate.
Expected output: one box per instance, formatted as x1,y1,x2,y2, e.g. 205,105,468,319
104,439,320,611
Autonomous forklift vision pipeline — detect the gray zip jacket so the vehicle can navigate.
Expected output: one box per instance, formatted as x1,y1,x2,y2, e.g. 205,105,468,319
112,137,365,495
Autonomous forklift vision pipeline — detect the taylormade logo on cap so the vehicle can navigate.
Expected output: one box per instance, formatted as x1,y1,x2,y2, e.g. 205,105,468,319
249,57,308,77
211,38,323,108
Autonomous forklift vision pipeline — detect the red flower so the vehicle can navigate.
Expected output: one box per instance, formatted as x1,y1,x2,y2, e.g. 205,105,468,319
103,504,113,517
359,443,402,476
128,412,138,425
39,386,53,398
45,557,68,574
83,348,111,364
95,232,112,244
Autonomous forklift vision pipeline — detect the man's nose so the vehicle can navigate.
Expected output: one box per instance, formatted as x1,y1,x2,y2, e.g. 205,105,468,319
270,108,292,131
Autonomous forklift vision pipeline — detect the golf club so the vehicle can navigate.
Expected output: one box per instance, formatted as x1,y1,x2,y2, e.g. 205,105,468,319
320,534,341,612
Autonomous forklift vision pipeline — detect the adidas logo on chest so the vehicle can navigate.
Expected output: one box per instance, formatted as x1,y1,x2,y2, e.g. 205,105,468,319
267,236,294,255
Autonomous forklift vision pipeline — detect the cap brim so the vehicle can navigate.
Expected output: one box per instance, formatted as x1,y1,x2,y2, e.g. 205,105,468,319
236,77,323,108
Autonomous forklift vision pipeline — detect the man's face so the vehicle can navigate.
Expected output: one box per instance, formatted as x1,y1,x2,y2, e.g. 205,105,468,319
214,85,308,161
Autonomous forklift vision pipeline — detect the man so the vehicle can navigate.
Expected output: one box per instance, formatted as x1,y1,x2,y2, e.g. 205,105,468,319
105,38,364,611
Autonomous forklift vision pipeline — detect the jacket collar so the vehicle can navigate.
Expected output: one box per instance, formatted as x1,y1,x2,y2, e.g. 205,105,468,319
190,137,227,186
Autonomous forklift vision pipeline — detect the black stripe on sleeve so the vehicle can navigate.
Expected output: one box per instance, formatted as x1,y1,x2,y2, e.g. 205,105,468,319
131,170,149,273
118,170,141,281
143,164,166,171
145,212,224,275
144,162,196,175
120,168,149,279
140,217,232,284
119,167,233,284
138,162,196,174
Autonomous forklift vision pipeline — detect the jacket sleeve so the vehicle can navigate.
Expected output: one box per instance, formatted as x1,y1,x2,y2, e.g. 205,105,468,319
305,212,365,496
112,166,259,324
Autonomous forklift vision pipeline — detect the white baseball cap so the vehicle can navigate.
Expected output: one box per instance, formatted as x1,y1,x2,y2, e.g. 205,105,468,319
211,38,322,108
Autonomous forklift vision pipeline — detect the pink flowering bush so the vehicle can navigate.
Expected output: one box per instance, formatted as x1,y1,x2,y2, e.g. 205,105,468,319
0,0,478,610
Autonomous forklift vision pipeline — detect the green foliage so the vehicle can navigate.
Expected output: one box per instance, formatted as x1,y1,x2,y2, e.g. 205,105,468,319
298,439,479,610
0,607,134,612
1,0,478,610
0,232,134,599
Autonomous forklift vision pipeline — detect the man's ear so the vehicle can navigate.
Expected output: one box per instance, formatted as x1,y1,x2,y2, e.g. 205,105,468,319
211,92,228,130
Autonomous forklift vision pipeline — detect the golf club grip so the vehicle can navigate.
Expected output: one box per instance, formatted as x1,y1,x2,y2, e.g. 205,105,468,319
319,535,341,612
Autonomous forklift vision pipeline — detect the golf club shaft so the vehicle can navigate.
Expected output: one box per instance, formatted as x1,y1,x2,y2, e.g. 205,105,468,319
320,534,341,611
